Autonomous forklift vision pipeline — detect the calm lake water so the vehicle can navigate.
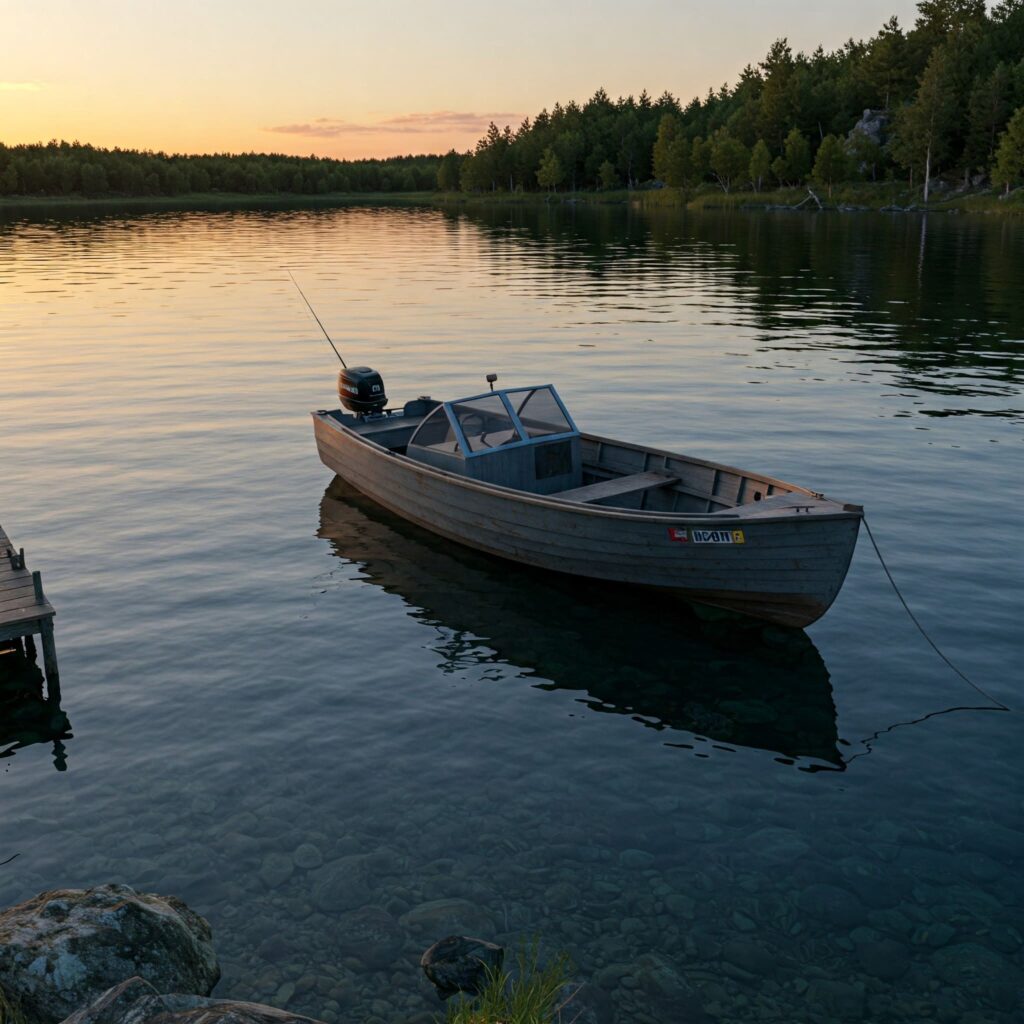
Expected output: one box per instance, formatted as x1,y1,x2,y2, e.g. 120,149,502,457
1,202,1022,1024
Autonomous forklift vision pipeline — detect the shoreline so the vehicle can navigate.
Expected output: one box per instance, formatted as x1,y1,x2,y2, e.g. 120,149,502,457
2,184,1023,218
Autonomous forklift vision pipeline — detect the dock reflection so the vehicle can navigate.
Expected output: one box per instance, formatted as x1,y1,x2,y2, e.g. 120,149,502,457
0,642,71,771
318,479,842,768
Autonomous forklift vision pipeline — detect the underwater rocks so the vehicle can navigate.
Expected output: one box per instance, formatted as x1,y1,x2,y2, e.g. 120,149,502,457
334,907,404,971
931,943,1023,1011
13,762,1018,1024
854,936,909,980
308,859,371,914
419,936,503,999
59,977,327,1024
291,846,323,872
796,883,865,929
804,978,866,1020
630,953,710,1022
0,884,220,1024
258,854,294,891
398,898,494,937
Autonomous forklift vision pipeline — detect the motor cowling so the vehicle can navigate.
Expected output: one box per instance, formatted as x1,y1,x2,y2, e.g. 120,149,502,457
338,366,387,415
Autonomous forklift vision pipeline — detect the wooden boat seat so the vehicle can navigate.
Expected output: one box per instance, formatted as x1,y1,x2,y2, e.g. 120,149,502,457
554,471,680,504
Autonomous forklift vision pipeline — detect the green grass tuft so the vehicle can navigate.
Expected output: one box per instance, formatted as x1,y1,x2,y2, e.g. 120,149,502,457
443,940,577,1024
0,985,30,1024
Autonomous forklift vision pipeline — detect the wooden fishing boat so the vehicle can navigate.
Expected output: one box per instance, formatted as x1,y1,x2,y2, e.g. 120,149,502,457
311,371,862,628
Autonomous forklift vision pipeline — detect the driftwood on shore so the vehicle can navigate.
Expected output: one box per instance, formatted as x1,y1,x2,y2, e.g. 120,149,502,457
793,188,824,210
752,188,827,212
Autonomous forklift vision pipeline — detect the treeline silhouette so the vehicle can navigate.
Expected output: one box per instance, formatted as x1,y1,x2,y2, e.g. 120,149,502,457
0,143,441,198
1,1,1022,202
447,0,1024,197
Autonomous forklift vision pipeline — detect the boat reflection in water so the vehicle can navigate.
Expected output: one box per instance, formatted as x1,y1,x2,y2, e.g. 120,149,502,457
318,479,843,770
0,642,71,771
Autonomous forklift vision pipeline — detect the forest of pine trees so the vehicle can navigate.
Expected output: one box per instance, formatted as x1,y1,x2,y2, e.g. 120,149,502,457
447,0,1024,198
1,1,1022,203
0,144,441,199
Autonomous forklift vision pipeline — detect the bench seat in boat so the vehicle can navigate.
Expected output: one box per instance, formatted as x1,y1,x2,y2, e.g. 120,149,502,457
554,470,680,504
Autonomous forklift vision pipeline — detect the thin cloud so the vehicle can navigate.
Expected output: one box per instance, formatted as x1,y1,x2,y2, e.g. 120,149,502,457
0,82,41,92
266,110,522,138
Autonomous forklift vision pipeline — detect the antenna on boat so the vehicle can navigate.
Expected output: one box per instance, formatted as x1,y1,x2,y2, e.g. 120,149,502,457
287,271,347,368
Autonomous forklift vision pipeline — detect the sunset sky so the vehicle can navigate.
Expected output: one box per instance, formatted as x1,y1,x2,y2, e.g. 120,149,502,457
4,0,923,160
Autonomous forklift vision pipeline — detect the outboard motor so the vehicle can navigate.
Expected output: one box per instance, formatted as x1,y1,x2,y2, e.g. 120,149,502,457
338,366,387,415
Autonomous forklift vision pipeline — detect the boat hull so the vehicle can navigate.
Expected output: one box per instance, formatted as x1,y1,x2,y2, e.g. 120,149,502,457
313,413,861,628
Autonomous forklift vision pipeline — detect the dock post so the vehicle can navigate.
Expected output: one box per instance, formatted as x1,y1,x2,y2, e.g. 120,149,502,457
40,619,60,687
1,525,58,687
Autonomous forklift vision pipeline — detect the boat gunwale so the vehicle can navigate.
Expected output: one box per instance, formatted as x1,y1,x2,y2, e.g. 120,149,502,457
313,411,863,525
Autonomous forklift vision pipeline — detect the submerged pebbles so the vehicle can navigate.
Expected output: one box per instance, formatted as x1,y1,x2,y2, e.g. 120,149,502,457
3,761,1022,1023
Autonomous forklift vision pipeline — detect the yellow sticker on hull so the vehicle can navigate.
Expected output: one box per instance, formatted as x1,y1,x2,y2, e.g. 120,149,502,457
690,529,745,545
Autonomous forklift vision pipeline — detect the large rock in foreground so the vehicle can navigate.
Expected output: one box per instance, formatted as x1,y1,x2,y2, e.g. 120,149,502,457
59,978,326,1024
0,885,220,1024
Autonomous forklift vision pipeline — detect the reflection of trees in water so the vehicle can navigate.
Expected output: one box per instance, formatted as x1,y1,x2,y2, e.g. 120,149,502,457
715,213,1022,405
444,204,1022,414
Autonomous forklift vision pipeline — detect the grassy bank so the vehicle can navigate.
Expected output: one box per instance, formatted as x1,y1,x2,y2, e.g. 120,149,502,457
3,183,1023,217
438,181,1024,215
0,191,439,216
677,181,1024,215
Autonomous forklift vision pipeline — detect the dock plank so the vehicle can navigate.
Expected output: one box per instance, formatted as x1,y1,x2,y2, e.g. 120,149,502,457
0,589,53,610
0,523,56,633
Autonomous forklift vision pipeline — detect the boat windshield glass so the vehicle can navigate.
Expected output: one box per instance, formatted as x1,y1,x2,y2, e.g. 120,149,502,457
449,394,522,452
411,405,459,453
511,387,573,438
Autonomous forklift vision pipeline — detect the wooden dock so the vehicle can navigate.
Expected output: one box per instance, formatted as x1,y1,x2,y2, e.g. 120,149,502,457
0,522,58,684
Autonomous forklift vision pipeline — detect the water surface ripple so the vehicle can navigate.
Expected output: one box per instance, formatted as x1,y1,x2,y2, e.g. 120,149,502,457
1,204,1022,1024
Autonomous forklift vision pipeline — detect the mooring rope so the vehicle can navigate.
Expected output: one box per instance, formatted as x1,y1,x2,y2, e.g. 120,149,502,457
862,514,1010,712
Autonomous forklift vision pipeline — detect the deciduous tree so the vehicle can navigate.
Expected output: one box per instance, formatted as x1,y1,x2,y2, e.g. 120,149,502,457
652,114,680,182
812,134,850,196
598,159,619,189
965,65,1013,174
992,105,1024,192
783,128,812,182
536,148,564,192
749,139,772,191
890,47,957,200
436,150,462,191
691,136,712,183
711,132,750,192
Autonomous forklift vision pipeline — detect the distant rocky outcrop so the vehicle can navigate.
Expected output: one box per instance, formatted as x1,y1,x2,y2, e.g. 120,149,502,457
0,885,220,1024
848,108,890,148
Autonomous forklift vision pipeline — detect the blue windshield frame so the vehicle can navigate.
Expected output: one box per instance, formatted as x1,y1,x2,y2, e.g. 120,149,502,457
438,385,578,460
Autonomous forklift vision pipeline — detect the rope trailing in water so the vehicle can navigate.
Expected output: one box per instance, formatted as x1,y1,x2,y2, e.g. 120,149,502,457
862,514,1010,712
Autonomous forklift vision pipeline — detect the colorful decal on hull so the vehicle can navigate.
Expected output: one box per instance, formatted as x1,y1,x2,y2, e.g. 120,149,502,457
667,527,746,544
